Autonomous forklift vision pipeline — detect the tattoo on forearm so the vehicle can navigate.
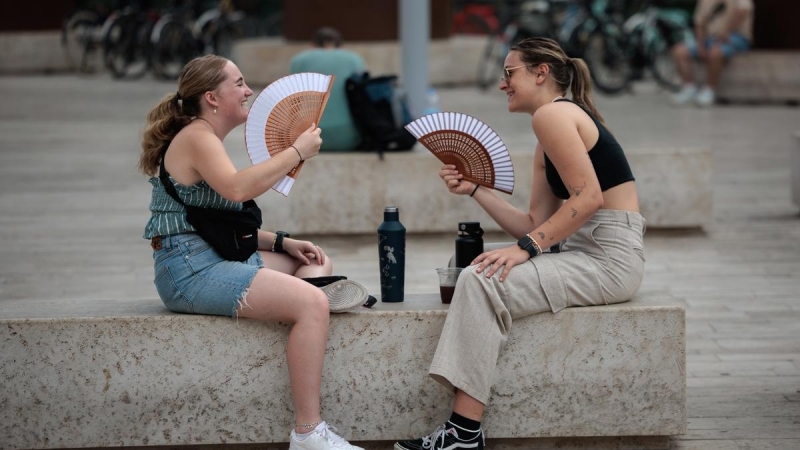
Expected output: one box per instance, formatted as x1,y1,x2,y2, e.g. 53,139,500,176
538,232,545,240
570,181,586,197
571,207,577,218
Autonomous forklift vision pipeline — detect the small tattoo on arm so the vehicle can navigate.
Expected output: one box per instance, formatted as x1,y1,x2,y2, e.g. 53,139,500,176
537,232,545,240
570,181,587,197
571,207,577,218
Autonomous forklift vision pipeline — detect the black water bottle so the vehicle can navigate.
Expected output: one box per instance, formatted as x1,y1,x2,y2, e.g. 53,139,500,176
455,222,484,268
378,206,406,302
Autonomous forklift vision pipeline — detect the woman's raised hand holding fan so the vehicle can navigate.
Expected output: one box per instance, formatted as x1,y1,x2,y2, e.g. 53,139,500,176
405,112,515,194
245,72,334,196
292,123,323,160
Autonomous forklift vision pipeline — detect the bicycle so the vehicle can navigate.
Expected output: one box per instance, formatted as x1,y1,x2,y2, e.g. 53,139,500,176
622,0,691,91
475,0,632,95
103,6,159,79
476,0,557,91
193,0,247,59
150,3,200,80
61,7,114,74
559,0,633,95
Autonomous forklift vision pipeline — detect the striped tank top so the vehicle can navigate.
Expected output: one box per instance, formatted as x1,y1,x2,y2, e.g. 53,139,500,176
143,176,243,239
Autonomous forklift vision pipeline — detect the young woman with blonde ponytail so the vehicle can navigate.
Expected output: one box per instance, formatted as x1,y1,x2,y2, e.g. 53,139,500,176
140,55,365,450
395,38,644,450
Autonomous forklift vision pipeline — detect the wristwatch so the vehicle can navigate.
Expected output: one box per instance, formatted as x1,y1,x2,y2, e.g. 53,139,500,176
517,234,541,258
273,231,291,253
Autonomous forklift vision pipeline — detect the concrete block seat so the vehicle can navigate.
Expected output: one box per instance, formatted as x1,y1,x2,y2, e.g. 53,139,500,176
255,146,712,234
1,295,686,449
715,51,800,105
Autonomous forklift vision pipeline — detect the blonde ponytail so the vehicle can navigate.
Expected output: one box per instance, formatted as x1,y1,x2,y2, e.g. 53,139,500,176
139,93,192,176
138,54,229,176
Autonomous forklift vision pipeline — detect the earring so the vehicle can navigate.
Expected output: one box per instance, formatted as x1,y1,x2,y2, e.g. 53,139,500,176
213,108,217,114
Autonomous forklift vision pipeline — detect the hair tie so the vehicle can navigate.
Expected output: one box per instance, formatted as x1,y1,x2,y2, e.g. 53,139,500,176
175,91,182,100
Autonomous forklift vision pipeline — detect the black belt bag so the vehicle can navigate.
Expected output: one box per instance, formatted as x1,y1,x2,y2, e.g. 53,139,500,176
158,156,262,262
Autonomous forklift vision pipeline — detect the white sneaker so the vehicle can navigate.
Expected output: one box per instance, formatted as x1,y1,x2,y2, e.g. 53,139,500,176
289,422,365,450
671,84,697,105
694,86,716,107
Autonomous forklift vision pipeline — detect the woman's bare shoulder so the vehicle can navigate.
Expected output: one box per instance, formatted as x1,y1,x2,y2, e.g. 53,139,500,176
171,123,223,154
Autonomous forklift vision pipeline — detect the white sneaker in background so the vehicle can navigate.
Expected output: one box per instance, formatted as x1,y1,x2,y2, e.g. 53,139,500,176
289,422,365,450
694,86,716,107
671,84,698,105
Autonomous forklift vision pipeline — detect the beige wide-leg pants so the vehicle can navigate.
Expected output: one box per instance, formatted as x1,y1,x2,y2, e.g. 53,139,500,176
429,209,646,404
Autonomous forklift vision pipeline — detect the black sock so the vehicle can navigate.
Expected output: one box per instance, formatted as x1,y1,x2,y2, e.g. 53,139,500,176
447,412,481,438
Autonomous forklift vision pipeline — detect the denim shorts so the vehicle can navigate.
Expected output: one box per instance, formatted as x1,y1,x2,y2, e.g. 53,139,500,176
687,32,750,60
152,233,263,317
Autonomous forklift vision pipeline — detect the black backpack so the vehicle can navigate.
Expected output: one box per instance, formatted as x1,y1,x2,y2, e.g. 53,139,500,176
345,72,416,157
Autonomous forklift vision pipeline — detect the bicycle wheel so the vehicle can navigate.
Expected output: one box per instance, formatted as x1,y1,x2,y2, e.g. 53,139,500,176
152,18,197,80
104,15,150,80
649,42,681,91
476,34,504,90
476,22,518,91
62,11,101,73
583,29,632,95
214,14,247,59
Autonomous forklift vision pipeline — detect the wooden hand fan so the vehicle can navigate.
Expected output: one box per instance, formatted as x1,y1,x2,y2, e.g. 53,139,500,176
245,72,335,196
405,112,514,194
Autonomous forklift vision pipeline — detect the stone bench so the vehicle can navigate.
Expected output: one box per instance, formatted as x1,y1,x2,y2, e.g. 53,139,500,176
715,51,800,105
252,146,711,234
0,295,686,450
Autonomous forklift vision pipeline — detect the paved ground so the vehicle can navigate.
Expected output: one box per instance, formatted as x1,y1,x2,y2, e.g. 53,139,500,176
1,72,799,449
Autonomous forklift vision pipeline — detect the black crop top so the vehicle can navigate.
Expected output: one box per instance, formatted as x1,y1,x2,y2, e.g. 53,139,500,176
543,98,634,200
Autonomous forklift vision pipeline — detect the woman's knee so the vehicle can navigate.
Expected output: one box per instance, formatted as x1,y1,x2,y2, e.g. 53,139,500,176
304,288,330,321
708,45,725,62
322,255,333,275
672,43,690,60
455,265,499,299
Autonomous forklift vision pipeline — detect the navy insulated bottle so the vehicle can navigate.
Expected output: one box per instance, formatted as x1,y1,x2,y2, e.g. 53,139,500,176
378,206,405,302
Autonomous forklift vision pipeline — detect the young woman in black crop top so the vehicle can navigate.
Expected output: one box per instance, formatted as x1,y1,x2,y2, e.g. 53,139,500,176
395,38,647,450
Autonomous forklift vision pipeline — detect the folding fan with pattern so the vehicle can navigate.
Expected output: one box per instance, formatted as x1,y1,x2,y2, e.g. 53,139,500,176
405,112,514,194
245,72,335,196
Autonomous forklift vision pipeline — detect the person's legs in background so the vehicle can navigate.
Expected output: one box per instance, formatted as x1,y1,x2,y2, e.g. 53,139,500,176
671,38,699,105
695,33,751,107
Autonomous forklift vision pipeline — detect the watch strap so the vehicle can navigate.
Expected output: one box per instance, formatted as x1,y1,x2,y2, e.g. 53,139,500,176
274,231,290,253
517,234,542,258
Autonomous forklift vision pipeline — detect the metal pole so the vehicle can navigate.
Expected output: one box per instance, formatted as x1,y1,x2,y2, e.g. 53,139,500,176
399,0,430,119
